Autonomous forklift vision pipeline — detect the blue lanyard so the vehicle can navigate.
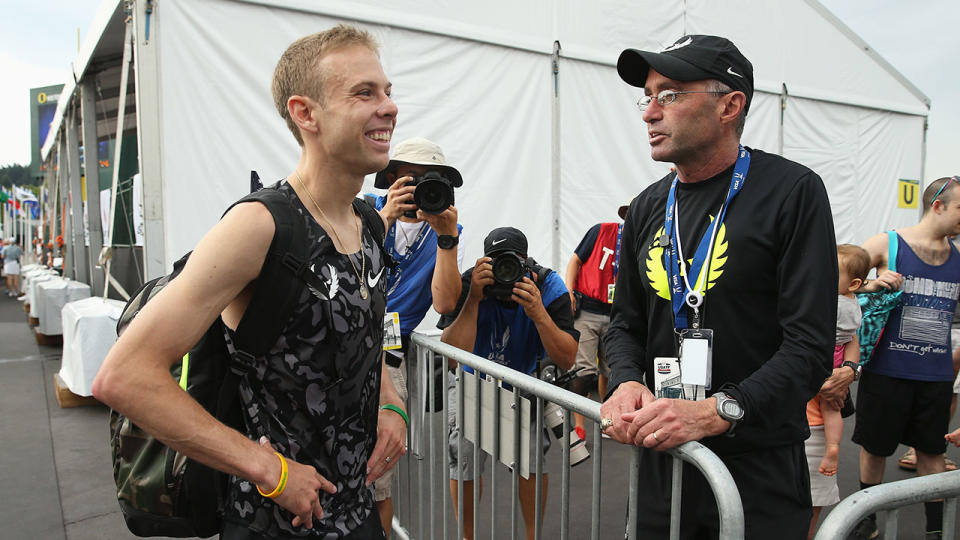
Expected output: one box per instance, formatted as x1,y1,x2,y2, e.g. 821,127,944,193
613,223,622,281
664,146,750,329
385,222,430,293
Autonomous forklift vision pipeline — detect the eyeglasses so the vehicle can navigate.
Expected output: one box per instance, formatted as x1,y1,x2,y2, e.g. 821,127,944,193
930,176,960,207
636,89,731,111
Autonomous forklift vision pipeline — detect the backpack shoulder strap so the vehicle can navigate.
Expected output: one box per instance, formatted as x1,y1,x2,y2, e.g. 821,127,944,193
886,230,898,274
226,183,311,357
353,197,396,269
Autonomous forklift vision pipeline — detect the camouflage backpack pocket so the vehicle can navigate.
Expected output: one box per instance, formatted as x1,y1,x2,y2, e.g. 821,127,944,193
110,409,221,538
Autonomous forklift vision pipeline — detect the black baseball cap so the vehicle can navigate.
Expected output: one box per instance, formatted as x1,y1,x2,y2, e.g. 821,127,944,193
617,35,754,113
484,227,527,256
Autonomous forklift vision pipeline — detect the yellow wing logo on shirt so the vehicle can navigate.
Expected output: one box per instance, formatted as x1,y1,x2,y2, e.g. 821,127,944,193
645,216,728,300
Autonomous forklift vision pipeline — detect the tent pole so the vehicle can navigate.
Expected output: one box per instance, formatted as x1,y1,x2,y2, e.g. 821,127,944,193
66,106,89,283
551,40,562,270
919,117,929,222
80,79,106,294
56,138,66,271
103,15,133,300
133,0,167,280
779,83,788,156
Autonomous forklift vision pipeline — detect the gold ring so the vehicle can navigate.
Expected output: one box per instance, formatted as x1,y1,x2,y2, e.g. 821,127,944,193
652,431,661,442
600,418,614,429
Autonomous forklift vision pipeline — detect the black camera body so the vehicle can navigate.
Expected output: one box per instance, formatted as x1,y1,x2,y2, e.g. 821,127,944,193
484,253,547,302
403,171,456,219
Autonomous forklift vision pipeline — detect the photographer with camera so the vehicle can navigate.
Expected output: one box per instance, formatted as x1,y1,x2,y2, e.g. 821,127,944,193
370,137,465,537
438,227,578,540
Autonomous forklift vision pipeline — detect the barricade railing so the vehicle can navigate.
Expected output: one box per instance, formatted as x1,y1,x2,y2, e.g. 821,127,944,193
815,470,960,540
385,331,744,540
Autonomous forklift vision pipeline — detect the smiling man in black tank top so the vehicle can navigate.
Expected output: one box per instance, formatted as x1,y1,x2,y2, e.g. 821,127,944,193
94,25,406,539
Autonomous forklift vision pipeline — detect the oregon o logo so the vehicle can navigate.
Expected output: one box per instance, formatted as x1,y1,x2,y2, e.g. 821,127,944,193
37,92,47,104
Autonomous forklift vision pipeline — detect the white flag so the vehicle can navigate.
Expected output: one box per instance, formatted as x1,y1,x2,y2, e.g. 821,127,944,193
14,185,38,202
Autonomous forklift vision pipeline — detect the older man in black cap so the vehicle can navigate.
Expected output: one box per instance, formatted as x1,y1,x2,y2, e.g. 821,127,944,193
600,35,838,538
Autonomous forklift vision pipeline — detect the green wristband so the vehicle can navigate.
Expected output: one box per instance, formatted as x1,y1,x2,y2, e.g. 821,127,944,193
380,404,409,425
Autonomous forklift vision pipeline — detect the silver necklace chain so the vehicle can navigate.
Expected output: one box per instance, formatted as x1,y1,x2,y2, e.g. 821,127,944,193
293,172,368,299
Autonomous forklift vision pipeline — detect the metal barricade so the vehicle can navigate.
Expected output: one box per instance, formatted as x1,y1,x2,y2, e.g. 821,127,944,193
387,332,744,540
815,471,960,540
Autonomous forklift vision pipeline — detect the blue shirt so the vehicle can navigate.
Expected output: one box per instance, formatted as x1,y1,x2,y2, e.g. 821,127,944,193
2,244,23,263
372,194,462,336
439,271,572,376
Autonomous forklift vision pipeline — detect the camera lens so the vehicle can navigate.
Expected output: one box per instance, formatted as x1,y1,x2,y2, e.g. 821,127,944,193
543,401,566,440
492,254,524,284
413,172,454,214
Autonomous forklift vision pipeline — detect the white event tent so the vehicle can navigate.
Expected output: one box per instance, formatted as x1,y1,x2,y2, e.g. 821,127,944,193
41,0,929,289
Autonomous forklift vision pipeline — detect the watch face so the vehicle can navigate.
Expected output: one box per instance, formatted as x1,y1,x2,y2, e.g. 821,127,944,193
438,236,454,249
722,400,743,418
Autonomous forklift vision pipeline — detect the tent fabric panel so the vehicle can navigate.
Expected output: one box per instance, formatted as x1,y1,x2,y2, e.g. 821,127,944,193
375,24,554,266
158,0,552,269
740,92,783,156
156,0,310,262
557,58,669,259
685,0,927,115
783,97,859,243
239,0,556,54
552,0,684,64
852,111,924,244
784,97,924,245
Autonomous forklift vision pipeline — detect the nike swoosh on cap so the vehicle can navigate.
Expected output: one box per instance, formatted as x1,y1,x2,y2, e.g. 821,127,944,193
662,37,693,52
726,67,743,78
492,239,507,245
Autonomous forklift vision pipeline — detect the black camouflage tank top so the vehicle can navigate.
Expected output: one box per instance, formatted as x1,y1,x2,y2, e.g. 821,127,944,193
222,182,387,538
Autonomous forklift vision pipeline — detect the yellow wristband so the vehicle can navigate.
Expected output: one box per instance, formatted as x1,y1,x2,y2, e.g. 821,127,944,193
257,451,289,499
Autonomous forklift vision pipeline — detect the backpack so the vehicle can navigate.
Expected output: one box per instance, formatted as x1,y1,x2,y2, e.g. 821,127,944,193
109,181,388,538
856,230,902,365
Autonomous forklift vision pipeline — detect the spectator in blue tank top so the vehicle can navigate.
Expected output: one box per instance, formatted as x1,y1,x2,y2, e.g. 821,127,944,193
438,227,579,540
851,175,960,540
369,137,464,537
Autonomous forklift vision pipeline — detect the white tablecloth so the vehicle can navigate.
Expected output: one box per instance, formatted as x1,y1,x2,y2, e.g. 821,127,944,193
26,271,59,317
59,297,124,396
36,279,92,335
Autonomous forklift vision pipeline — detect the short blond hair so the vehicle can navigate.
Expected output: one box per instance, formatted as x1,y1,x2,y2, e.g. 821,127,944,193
271,24,379,145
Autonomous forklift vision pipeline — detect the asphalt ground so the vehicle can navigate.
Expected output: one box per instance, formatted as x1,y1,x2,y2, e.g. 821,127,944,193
1,285,957,539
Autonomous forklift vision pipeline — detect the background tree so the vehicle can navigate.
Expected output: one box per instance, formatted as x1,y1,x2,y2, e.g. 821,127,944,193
0,164,38,187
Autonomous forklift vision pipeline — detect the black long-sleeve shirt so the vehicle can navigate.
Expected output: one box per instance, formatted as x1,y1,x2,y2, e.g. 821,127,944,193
604,148,837,456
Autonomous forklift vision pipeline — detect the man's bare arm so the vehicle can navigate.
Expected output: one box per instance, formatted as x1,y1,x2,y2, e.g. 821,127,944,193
93,202,333,527
564,254,583,311
422,206,461,314
860,232,903,292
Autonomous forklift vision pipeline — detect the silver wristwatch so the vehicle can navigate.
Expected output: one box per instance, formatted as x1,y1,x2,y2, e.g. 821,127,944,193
712,391,744,436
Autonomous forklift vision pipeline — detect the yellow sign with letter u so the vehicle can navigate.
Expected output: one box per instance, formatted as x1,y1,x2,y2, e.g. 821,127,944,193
898,179,919,209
